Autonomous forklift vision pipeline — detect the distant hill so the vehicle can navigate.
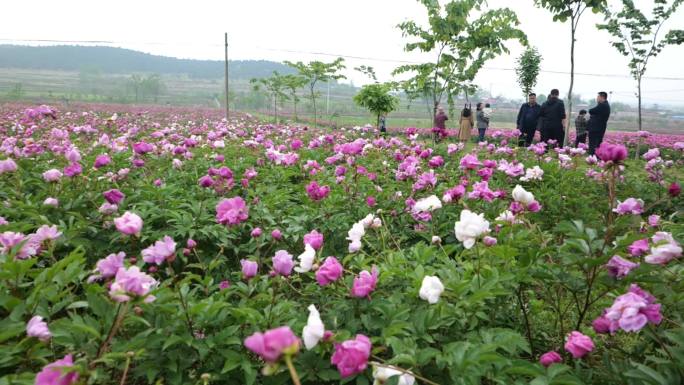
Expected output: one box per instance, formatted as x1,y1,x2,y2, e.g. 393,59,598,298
0,45,295,79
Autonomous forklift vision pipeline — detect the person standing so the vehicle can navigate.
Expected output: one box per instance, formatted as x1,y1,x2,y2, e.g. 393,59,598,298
458,105,474,142
379,114,387,136
476,102,489,142
587,92,611,155
574,110,588,147
538,89,567,148
516,93,541,147
433,106,448,141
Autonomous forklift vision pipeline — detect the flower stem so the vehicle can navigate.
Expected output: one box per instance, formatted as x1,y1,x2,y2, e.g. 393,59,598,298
284,354,301,385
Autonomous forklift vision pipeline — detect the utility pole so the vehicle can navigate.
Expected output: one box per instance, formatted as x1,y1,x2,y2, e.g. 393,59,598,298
224,32,230,121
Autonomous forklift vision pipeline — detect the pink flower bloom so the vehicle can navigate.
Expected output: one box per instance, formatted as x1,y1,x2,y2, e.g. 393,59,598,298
90,252,125,282
483,236,497,247
303,230,324,250
103,189,125,204
413,171,437,191
442,185,466,203
428,155,444,168
306,181,331,201
645,232,682,265
527,200,542,213
141,236,176,265
98,202,118,215
564,331,594,358
219,280,231,290
606,255,639,279
215,197,249,226
43,197,59,207
114,212,143,236
94,154,112,169
198,175,213,188
244,326,300,362
613,198,644,215
0,231,39,259
642,148,660,161
27,315,51,341
351,266,378,298
539,351,562,367
647,215,660,227
251,227,263,238
35,355,78,385
594,285,662,333
0,158,18,174
628,238,649,257
0,217,8,226
272,250,295,276
109,266,157,302
468,181,496,202
595,143,627,163
669,182,681,197
366,196,376,207
42,169,63,182
459,153,481,170
241,259,258,279
331,334,372,378
316,256,343,286
63,163,82,177
271,229,283,240
133,141,154,155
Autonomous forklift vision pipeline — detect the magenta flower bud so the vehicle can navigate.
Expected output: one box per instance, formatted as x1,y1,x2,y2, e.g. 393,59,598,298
240,259,258,279
595,143,627,163
219,280,230,290
483,236,497,247
606,255,639,279
351,266,378,298
63,162,82,177
527,200,542,213
132,159,145,168
214,154,225,162
592,314,613,334
331,334,372,378
183,248,191,256
103,189,125,204
154,179,163,187
26,315,52,342
241,178,249,188
627,238,649,257
187,239,197,249
564,331,594,359
251,227,263,238
539,351,562,367
244,326,300,362
272,250,294,276
315,256,343,286
94,154,112,169
271,229,282,240
669,182,681,197
198,175,213,188
35,355,78,385
366,196,376,207
303,230,324,250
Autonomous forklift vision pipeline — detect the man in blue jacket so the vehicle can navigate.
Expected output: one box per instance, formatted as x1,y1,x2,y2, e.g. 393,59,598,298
516,93,541,147
587,91,611,155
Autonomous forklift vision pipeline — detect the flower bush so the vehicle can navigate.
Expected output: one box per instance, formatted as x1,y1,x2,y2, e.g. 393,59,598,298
0,103,682,385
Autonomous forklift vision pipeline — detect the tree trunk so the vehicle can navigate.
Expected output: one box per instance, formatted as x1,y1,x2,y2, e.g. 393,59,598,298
566,22,575,146
637,76,642,132
274,96,277,124
376,114,380,130
293,98,298,122
311,85,317,128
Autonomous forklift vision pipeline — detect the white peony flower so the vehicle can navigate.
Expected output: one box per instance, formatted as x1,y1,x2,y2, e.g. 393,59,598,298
361,214,376,228
454,210,490,249
431,236,442,244
302,305,325,349
412,195,442,213
371,218,382,229
294,244,316,273
347,222,366,242
419,276,444,304
512,185,535,205
373,365,415,385
520,166,544,182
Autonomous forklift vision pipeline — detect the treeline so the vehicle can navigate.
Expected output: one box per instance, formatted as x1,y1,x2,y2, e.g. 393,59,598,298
0,45,294,79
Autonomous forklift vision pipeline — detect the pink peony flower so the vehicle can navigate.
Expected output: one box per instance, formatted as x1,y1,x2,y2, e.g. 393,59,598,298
606,255,639,279
483,236,498,247
27,315,51,341
303,230,324,250
219,280,231,290
306,181,331,201
35,355,79,385
0,158,18,174
98,202,118,215
272,250,295,276
645,232,682,265
186,239,197,249
627,238,649,257
271,229,283,240
241,259,259,279
43,197,59,207
613,198,644,215
351,266,378,298
594,285,662,334
316,256,343,286
63,163,82,177
90,252,125,282
113,212,143,236
331,334,372,378
0,231,39,259
539,351,562,367
94,154,112,169
459,153,481,170
198,175,213,188
42,169,63,182
251,227,263,238
647,215,660,227
215,197,249,226
595,143,627,163
103,189,125,204
244,326,300,362
564,331,594,358
141,236,176,265
109,266,157,302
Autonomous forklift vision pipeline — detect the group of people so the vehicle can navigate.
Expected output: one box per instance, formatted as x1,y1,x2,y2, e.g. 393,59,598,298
432,89,611,155
514,89,611,154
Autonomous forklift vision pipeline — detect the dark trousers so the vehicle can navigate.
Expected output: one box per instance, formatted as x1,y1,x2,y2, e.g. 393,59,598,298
575,132,587,147
541,127,564,148
478,128,486,142
588,129,606,155
518,127,536,147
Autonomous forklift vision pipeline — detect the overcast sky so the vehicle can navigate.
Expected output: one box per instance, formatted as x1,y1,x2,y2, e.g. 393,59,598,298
3,0,684,105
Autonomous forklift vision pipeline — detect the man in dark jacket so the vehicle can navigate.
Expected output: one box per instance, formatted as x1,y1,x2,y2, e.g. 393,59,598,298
517,93,541,147
538,89,567,148
587,91,611,155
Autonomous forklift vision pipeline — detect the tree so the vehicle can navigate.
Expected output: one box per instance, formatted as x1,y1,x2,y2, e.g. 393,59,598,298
597,0,684,131
534,0,607,144
141,74,166,103
250,71,289,123
353,83,400,129
515,47,543,98
393,0,527,121
285,58,346,127
280,74,307,121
